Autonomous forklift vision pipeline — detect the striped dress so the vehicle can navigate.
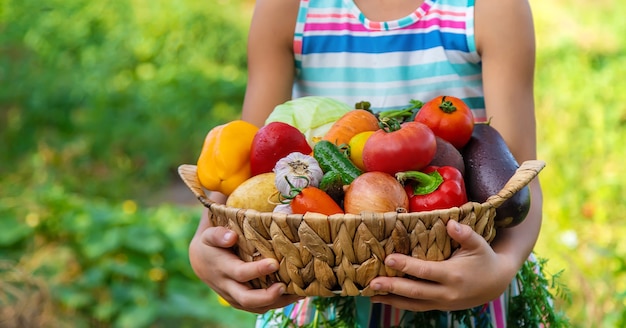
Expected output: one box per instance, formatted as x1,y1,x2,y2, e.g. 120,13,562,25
291,0,486,121
258,0,519,326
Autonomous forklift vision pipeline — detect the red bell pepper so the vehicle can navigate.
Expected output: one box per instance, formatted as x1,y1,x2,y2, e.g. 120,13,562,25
395,166,468,212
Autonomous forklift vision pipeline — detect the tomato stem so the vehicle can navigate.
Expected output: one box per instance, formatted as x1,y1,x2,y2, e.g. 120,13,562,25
378,117,402,132
439,96,458,114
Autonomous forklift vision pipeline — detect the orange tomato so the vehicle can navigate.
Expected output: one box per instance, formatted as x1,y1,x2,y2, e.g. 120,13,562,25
290,186,344,216
414,95,474,149
348,130,375,171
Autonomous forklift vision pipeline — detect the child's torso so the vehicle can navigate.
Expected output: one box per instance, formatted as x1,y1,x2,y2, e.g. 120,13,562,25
292,0,486,120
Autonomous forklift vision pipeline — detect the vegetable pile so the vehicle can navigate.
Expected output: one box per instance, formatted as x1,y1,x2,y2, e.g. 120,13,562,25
196,96,531,228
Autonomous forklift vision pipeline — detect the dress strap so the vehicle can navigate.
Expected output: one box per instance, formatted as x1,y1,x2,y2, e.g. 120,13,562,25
345,0,437,30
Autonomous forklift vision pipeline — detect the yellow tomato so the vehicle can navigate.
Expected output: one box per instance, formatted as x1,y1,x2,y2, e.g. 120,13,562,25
348,130,375,171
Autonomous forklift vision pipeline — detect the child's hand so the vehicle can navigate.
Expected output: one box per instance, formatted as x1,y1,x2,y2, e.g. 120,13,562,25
189,222,303,313
369,220,518,311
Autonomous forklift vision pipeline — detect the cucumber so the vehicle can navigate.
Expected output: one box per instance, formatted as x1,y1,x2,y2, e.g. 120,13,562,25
313,140,362,185
319,171,345,207
319,170,344,191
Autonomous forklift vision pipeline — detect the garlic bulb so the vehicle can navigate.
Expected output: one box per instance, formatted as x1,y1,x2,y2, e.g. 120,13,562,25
273,203,293,214
273,152,324,196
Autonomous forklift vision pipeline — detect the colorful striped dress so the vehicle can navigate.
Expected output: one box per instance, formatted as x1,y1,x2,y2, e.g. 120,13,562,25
291,0,486,121
258,0,520,326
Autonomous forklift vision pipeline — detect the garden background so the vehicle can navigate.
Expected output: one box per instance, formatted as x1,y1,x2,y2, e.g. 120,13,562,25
1,0,624,327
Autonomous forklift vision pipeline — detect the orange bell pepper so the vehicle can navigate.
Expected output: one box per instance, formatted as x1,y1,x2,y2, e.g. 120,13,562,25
196,120,259,196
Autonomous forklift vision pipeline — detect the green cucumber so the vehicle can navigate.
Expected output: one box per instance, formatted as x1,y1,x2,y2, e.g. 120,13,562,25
319,171,345,206
319,170,344,191
313,140,362,184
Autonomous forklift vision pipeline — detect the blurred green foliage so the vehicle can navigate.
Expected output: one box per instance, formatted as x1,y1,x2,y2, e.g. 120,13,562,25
1,0,256,326
532,0,626,326
1,175,254,327
0,0,248,200
1,0,626,327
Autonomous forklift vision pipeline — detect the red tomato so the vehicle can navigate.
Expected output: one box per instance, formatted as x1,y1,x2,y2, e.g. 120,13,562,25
362,121,436,175
249,122,312,176
414,95,474,149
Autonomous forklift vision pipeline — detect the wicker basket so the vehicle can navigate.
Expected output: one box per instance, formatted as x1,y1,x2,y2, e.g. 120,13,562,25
178,160,545,297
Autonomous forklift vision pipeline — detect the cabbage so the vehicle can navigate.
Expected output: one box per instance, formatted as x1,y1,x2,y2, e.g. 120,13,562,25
265,96,352,145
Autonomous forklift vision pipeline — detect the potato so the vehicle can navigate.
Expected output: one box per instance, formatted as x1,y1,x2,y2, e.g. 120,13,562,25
226,172,281,212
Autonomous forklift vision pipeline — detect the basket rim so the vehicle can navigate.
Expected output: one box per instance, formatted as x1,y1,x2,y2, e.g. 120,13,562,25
177,159,546,219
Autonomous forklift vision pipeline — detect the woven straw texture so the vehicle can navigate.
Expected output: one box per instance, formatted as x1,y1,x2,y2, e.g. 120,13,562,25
178,160,545,297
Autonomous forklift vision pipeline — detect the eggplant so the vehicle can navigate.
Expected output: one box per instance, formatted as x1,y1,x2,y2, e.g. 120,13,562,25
461,123,531,228
429,136,465,177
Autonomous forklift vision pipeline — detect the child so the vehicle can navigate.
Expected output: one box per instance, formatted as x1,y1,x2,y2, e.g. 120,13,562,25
189,0,542,326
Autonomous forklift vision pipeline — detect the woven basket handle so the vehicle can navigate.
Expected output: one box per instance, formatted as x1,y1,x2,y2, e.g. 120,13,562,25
484,160,546,209
177,164,215,208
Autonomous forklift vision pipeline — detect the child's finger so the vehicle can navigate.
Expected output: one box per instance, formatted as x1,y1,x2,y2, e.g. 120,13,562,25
447,220,489,252
379,254,447,283
201,225,238,248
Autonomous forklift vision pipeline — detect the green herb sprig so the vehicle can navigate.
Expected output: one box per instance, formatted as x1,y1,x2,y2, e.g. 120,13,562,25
266,296,357,328
507,257,571,327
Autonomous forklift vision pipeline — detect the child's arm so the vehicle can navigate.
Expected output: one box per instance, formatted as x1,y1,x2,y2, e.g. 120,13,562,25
188,0,302,312
241,0,298,127
479,0,542,285
369,0,541,311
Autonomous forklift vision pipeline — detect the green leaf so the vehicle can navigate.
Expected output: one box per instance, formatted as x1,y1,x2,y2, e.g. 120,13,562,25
115,303,158,328
123,225,165,254
82,227,123,259
78,267,106,288
0,215,33,246
53,285,94,309
104,256,145,279
93,300,120,322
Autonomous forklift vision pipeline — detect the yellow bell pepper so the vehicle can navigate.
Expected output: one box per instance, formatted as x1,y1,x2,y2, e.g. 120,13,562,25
196,120,259,196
